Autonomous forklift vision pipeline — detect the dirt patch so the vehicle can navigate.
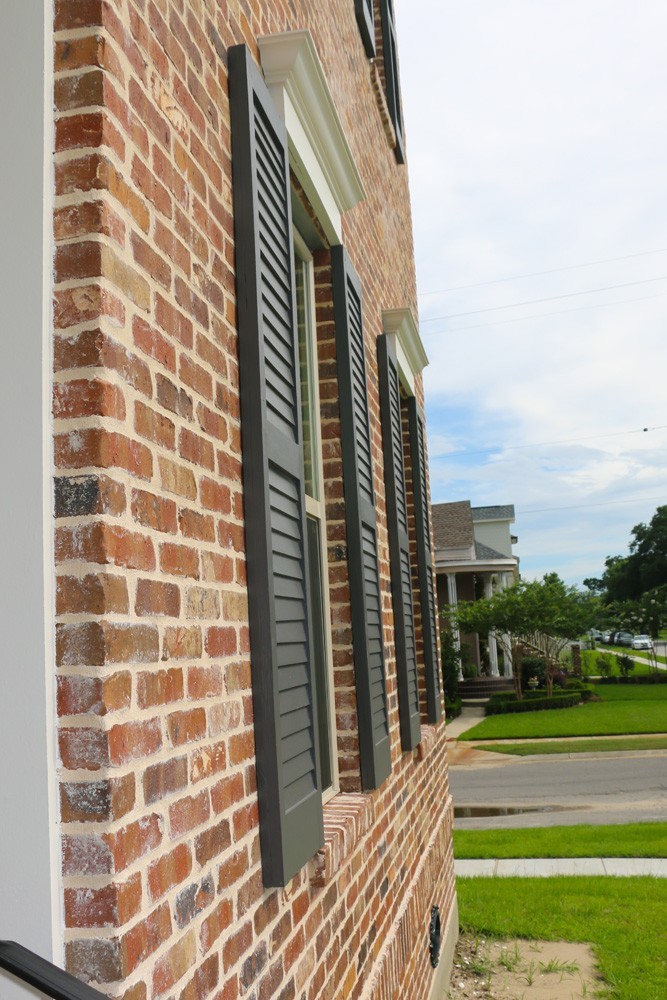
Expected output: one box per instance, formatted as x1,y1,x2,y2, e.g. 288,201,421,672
446,934,605,999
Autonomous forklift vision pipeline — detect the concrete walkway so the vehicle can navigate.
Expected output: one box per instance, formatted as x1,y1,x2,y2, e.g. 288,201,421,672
455,857,667,877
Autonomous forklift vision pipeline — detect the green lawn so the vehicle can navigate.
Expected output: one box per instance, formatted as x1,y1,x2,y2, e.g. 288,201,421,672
453,822,667,859
458,684,667,741
475,735,667,755
456,876,667,1000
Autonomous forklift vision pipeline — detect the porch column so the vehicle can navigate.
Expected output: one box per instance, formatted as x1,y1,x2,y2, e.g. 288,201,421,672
483,575,500,676
446,572,464,681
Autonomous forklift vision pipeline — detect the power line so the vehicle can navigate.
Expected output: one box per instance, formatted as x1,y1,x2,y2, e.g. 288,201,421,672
420,275,667,323
419,247,667,297
518,495,667,515
431,425,667,461
422,288,667,336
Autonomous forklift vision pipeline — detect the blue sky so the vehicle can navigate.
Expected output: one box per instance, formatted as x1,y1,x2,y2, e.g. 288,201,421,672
396,0,667,585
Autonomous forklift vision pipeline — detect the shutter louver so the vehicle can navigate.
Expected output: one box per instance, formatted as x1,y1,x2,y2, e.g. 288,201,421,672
332,246,392,791
355,0,376,58
229,44,323,887
407,398,442,723
378,335,421,751
379,0,405,164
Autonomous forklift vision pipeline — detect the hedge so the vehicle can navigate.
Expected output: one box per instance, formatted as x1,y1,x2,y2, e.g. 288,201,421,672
485,692,582,715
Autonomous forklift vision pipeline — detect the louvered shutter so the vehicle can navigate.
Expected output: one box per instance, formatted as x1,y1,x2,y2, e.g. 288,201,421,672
407,399,443,723
332,246,392,790
379,0,405,164
355,0,376,58
377,336,421,751
229,45,323,888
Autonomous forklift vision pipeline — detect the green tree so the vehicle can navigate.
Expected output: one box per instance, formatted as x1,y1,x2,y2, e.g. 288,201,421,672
600,507,667,602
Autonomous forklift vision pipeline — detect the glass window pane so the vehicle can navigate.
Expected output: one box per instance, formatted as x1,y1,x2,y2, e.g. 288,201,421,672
294,252,319,501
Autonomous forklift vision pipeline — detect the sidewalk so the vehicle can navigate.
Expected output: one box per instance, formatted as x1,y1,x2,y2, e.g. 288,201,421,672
455,857,667,877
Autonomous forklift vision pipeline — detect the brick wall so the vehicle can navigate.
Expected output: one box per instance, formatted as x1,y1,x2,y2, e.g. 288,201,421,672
52,1,455,998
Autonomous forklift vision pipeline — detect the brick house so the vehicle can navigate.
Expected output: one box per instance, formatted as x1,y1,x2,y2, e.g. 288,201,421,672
1,2,456,999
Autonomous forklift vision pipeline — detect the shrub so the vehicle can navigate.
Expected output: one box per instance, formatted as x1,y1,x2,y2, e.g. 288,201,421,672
596,652,614,677
485,692,581,715
445,695,462,720
616,654,635,678
521,655,547,689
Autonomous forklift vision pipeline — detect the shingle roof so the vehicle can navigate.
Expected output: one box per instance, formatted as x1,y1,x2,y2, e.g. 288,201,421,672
431,501,473,549
471,504,515,522
475,540,507,561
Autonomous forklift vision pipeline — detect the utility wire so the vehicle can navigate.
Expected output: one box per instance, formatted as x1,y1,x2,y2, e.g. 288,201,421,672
419,247,667,297
518,495,667,515
422,289,667,336
432,425,667,461
420,275,667,323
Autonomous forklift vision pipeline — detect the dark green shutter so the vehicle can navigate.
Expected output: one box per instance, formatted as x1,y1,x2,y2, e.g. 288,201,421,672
408,399,443,723
229,45,323,887
378,336,421,751
379,0,405,164
332,246,392,790
355,0,376,58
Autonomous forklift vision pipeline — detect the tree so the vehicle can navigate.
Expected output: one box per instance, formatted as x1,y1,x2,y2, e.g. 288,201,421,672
599,507,667,602
452,575,596,700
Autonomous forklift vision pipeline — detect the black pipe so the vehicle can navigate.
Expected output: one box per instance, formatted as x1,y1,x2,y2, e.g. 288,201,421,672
0,941,106,1000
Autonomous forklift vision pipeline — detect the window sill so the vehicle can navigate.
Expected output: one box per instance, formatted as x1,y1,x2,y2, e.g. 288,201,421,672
311,792,375,887
416,724,438,761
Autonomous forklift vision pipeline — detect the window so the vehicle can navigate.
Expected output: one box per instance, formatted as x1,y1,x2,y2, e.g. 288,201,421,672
378,0,405,163
294,234,338,797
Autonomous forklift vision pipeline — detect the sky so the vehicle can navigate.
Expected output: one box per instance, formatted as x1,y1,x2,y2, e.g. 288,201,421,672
394,0,667,587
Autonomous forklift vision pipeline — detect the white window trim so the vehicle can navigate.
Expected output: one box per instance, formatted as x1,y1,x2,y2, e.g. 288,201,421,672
294,232,339,801
258,30,365,244
382,307,429,395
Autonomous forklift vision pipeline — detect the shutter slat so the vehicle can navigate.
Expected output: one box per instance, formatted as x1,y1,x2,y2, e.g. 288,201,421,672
408,397,443,724
378,334,421,750
229,44,324,887
354,0,376,58
379,0,405,164
332,246,392,791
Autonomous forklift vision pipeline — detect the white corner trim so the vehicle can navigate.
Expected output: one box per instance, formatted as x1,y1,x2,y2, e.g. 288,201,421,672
258,30,365,244
382,307,429,394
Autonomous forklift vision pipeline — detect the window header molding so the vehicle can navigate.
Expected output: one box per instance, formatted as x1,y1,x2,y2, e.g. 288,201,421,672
381,307,428,394
258,31,365,244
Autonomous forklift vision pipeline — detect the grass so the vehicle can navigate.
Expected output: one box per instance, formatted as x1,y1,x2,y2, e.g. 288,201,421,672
458,684,667,741
474,735,667,755
452,822,667,859
456,875,667,999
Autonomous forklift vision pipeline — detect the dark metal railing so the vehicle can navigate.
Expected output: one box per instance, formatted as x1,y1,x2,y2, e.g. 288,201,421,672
0,941,105,999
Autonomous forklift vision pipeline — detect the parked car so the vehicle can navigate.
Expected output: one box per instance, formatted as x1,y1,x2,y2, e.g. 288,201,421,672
615,631,634,647
631,634,653,650
601,631,612,644
588,629,603,641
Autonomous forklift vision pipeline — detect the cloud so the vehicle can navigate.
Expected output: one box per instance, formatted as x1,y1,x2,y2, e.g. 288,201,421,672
397,0,667,582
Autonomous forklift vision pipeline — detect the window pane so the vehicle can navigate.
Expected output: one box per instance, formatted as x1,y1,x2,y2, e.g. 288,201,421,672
294,253,319,501
307,515,333,791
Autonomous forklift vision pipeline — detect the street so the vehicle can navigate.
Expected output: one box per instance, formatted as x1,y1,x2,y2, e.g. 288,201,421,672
449,751,667,829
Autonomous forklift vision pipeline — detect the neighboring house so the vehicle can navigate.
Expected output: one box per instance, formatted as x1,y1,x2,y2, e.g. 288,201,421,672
1,3,456,1000
433,502,519,676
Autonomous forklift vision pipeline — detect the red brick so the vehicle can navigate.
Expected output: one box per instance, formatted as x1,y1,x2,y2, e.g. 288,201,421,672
178,507,215,542
57,672,132,717
148,843,192,901
160,543,200,579
169,791,210,838
217,848,249,892
180,953,220,1000
210,773,245,816
233,802,259,842
60,773,135,823
59,727,109,770
135,578,181,618
109,718,162,765
194,818,231,866
131,231,171,289
200,898,233,955
179,427,214,470
143,756,189,805
152,931,196,999
187,665,222,699
134,401,176,449
133,315,177,373
196,402,228,442
201,551,234,583
121,902,172,977
64,873,141,928
53,329,151,397
156,372,194,421
137,668,184,708
53,378,126,420
103,814,163,872
167,708,206,746
205,626,236,658
131,488,178,534
199,476,231,513
222,922,253,973
54,428,153,480
190,739,226,784
155,293,194,349
56,573,129,615
179,355,212,400
56,621,159,666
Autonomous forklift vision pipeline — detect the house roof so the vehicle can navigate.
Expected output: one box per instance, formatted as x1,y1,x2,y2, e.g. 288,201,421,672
471,504,515,522
475,540,506,560
431,501,473,549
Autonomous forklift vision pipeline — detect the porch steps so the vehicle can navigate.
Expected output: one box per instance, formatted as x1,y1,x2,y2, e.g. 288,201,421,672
458,677,513,706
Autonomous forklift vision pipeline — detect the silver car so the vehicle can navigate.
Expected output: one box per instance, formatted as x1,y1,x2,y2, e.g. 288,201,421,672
631,634,653,650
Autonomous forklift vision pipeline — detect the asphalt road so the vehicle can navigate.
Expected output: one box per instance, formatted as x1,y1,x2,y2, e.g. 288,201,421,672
449,751,667,829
